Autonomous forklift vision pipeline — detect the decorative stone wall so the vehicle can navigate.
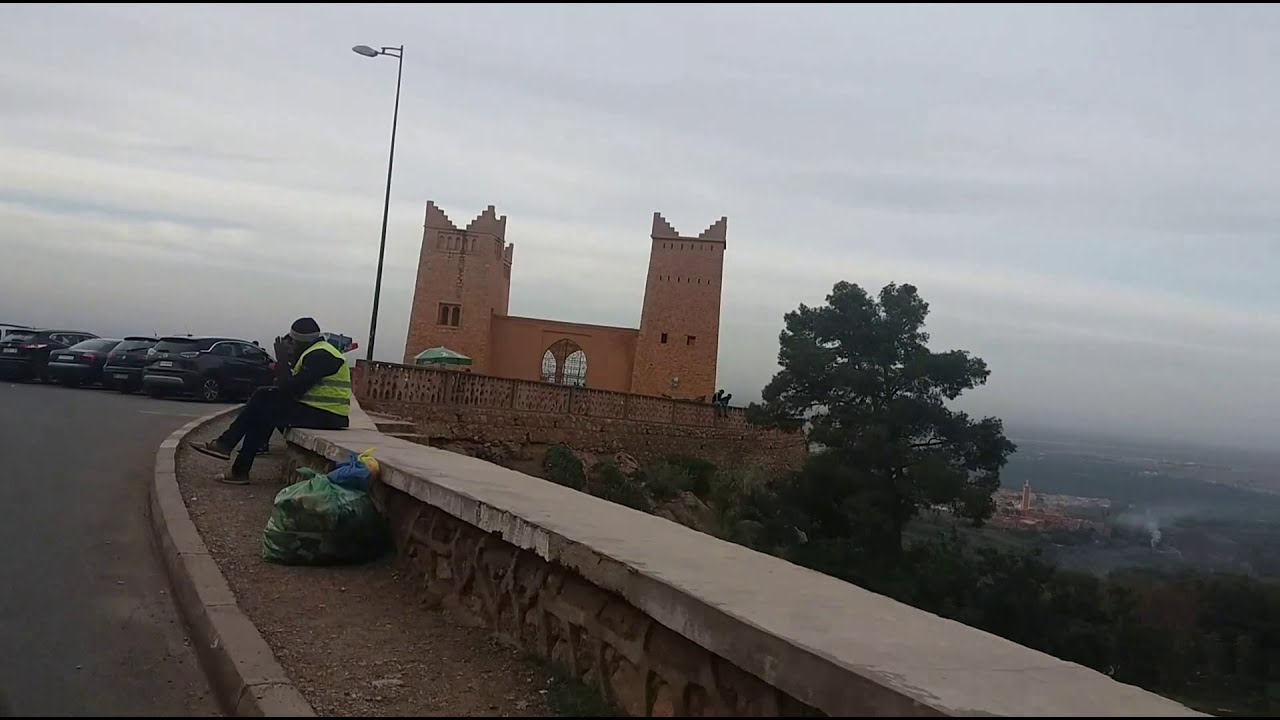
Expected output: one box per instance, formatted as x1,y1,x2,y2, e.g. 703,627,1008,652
281,444,818,716
295,454,820,715
355,361,807,472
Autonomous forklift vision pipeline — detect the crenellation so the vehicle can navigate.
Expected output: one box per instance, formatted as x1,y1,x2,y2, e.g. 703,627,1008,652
425,200,460,231
651,212,681,239
697,217,728,244
466,204,509,239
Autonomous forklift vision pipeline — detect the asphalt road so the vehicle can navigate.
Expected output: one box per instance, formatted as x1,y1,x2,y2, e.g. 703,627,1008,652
0,381,228,716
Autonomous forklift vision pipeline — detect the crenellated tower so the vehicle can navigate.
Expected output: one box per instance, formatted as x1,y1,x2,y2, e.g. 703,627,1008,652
403,201,514,370
629,212,726,400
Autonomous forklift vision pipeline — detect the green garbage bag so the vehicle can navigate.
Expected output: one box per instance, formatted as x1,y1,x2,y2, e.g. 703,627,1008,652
262,467,390,565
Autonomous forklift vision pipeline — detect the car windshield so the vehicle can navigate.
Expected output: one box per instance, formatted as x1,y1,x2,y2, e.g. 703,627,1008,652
70,339,121,352
115,338,157,352
2,332,35,343
153,338,201,354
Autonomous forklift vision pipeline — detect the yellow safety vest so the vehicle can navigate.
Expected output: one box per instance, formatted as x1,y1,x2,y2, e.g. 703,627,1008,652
294,340,351,417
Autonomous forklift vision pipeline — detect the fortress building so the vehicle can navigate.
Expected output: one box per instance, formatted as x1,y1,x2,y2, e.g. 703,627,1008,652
403,201,726,401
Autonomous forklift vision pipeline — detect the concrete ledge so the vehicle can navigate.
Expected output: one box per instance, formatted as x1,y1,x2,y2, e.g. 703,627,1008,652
284,422,1205,718
347,398,377,431
150,407,315,718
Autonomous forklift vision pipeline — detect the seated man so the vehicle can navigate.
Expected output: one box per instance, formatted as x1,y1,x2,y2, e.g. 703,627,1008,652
191,317,350,484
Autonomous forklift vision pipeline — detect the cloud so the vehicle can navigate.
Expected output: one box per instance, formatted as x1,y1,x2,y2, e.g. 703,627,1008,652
2,4,1280,448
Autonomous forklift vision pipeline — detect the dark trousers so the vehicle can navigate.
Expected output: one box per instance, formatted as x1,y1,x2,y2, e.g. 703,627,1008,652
216,387,348,474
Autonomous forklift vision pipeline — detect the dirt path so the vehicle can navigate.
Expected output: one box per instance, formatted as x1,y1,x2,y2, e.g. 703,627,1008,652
175,418,555,717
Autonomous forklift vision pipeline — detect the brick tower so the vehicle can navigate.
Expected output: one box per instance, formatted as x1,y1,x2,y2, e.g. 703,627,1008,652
403,201,514,370
629,213,727,400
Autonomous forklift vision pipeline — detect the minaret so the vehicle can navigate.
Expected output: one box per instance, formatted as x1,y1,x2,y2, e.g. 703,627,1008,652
628,212,727,399
1021,480,1032,514
402,201,513,371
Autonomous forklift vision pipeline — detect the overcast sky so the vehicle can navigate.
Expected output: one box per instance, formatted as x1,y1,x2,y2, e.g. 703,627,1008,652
3,4,1279,449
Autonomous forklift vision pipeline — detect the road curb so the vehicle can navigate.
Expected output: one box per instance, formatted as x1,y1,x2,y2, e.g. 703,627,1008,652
149,407,316,718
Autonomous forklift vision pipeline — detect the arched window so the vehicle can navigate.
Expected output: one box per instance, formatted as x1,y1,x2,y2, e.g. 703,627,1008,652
562,349,587,387
540,349,557,384
540,339,587,387
437,303,461,327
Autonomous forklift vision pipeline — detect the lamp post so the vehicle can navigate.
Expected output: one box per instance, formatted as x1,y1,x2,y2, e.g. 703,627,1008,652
351,43,404,363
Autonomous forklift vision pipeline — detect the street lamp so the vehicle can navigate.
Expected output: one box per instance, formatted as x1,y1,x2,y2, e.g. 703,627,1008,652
351,43,404,363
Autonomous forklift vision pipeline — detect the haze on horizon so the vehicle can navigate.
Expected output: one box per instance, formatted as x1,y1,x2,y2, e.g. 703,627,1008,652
2,4,1278,451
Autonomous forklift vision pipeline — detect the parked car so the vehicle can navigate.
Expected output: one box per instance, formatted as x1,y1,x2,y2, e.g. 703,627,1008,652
0,329,99,381
102,336,159,393
141,335,275,402
0,323,33,343
45,338,123,387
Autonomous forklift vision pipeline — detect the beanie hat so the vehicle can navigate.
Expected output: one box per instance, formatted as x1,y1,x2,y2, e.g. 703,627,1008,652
288,317,322,343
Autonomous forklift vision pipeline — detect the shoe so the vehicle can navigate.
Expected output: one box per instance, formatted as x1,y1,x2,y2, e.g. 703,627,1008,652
191,439,233,461
215,472,250,485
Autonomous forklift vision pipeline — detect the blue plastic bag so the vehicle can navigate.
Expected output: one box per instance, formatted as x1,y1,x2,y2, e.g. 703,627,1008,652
327,452,372,492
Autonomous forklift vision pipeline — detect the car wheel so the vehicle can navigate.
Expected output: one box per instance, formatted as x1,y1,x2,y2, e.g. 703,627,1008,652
199,377,222,402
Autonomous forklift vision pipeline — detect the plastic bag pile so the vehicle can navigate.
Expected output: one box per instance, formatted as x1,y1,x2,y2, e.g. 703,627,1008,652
261,450,390,566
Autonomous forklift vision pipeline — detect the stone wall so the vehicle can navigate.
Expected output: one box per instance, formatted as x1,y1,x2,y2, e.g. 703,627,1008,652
284,442,820,716
386,484,820,716
354,361,807,472
283,421,1204,719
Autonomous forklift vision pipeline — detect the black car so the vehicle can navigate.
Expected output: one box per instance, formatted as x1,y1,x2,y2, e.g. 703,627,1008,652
0,329,99,381
102,336,159,393
46,338,123,387
141,336,275,402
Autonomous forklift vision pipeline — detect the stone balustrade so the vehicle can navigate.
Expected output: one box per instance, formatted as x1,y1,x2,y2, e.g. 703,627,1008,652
353,360,807,472
282,403,1204,717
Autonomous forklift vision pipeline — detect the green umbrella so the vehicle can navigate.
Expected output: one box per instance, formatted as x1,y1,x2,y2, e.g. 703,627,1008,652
413,346,472,366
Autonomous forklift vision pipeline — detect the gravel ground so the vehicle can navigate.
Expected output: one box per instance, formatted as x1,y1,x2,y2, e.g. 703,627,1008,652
175,418,553,717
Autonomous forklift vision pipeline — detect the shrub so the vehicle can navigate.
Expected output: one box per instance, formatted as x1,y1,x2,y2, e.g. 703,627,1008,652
592,462,652,512
638,461,693,501
543,444,585,491
664,454,718,498
707,464,766,514
702,464,771,545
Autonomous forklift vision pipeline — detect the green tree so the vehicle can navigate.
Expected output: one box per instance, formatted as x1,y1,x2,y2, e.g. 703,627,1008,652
748,281,1016,552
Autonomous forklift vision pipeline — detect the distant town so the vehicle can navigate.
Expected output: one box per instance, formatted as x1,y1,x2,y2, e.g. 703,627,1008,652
988,482,1112,535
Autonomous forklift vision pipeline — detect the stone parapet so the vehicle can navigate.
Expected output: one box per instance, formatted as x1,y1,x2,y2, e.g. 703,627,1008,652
282,422,1204,718
354,361,807,472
